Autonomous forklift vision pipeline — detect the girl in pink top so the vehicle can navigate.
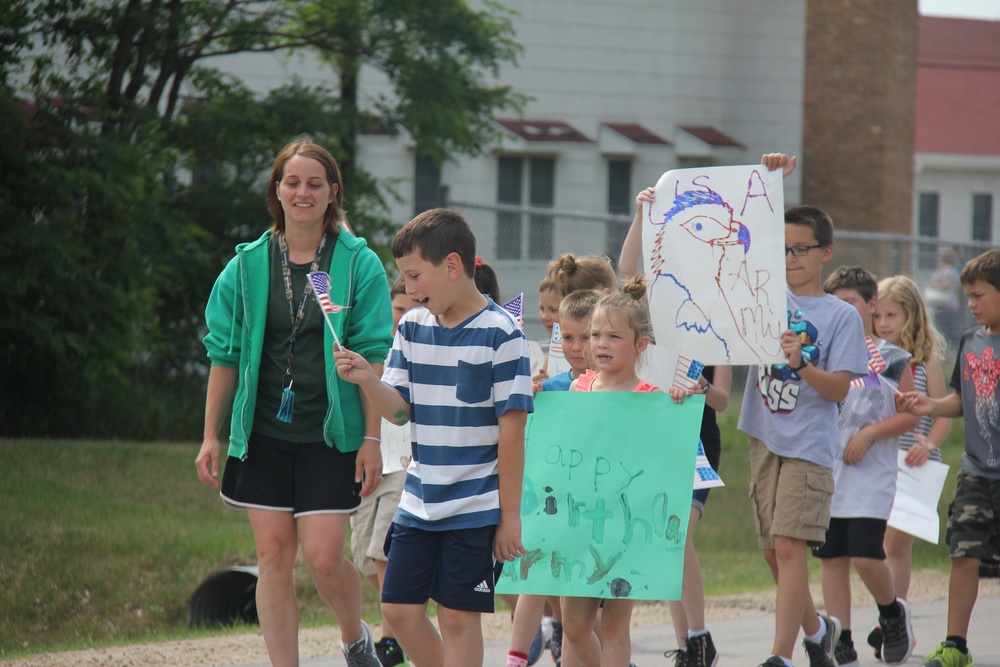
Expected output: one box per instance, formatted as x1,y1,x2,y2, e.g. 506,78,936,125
563,276,661,667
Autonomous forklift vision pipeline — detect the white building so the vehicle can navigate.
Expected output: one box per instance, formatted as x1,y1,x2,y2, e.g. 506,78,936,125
913,16,1000,267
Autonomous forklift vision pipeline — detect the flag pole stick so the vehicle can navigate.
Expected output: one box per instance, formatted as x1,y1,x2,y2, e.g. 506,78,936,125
321,310,342,349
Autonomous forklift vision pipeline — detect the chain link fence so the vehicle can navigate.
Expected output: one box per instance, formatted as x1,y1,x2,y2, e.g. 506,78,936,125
450,200,991,358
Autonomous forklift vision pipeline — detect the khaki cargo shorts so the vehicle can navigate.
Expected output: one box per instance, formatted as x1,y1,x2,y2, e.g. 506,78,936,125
748,436,834,550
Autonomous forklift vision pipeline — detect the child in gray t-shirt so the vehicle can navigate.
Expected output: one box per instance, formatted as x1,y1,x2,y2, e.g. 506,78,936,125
736,180,867,667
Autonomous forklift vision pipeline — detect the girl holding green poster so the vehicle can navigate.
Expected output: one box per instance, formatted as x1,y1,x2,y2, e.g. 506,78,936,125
561,277,661,667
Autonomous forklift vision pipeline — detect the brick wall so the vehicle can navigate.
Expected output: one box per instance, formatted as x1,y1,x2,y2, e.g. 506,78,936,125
802,0,917,235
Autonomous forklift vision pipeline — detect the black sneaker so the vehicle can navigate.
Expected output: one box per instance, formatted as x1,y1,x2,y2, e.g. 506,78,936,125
879,599,914,665
374,637,406,667
685,632,718,667
868,625,884,662
802,614,841,667
664,648,687,667
834,639,860,667
758,657,787,667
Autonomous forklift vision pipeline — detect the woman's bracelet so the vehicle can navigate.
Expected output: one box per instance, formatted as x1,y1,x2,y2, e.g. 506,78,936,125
363,436,381,443
699,379,712,394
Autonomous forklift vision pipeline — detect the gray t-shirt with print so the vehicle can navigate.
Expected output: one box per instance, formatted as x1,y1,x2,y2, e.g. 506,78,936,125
951,328,1000,479
831,339,911,518
739,292,868,469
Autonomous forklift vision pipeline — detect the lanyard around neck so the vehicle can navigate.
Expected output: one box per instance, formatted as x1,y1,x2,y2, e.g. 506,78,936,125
277,231,327,381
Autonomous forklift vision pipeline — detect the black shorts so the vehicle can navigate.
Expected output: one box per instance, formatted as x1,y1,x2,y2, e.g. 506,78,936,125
381,523,502,613
220,432,361,517
812,517,887,560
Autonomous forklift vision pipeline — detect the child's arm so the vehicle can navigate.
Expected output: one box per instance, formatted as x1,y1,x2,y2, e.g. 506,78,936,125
905,354,953,466
761,153,798,177
781,329,853,402
494,409,528,563
619,187,655,280
666,366,731,412
843,369,921,464
902,390,963,419
334,346,411,425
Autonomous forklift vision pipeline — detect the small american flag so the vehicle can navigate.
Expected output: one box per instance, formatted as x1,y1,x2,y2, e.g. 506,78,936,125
850,336,888,388
502,293,524,330
307,271,349,314
549,322,564,357
672,356,705,392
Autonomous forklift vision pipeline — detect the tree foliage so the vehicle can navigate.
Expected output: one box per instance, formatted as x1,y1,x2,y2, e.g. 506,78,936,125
0,0,524,439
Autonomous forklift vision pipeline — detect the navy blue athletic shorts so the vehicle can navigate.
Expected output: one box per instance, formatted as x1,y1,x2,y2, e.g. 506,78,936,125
381,523,502,613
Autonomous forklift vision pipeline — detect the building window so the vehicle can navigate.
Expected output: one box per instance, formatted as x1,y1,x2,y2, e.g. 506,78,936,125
918,192,939,237
413,155,443,215
496,156,555,260
606,160,632,259
917,192,939,269
973,193,993,244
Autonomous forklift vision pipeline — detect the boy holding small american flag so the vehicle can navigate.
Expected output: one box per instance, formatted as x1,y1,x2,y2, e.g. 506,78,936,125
816,266,921,667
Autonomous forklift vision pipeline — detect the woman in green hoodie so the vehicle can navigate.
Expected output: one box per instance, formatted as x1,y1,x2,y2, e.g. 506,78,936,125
195,137,393,667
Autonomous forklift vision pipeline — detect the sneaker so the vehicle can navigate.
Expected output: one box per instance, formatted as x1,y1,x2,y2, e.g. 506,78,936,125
834,639,860,667
803,614,842,667
758,657,788,667
342,620,381,667
685,632,718,667
664,649,687,667
528,626,544,666
868,625,884,662
374,637,406,667
550,619,563,665
921,641,973,667
880,600,914,665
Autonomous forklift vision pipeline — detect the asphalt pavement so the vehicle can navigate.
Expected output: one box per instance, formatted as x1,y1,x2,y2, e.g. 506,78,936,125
226,594,1000,667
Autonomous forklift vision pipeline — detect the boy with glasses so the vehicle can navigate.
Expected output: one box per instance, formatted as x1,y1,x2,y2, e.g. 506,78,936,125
739,155,869,667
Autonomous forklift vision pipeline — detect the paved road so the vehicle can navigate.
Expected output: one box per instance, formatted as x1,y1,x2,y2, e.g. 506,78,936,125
228,594,1000,667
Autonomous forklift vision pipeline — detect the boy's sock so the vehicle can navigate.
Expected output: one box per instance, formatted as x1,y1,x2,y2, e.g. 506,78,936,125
840,629,853,646
688,628,709,638
805,615,828,644
945,636,969,654
877,599,902,618
507,650,529,667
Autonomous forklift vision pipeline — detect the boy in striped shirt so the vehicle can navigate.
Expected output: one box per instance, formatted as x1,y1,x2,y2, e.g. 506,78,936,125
335,208,534,667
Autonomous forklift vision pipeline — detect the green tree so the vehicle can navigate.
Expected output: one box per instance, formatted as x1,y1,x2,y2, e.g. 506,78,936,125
1,0,525,438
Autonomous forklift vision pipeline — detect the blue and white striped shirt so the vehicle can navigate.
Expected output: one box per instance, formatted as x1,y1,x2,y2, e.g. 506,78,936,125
382,300,534,530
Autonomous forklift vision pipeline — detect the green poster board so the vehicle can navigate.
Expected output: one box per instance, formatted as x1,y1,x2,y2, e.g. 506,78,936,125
497,391,704,600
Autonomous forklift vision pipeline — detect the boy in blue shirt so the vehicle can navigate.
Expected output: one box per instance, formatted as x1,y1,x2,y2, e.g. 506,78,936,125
904,249,1000,667
335,208,534,667
739,159,869,667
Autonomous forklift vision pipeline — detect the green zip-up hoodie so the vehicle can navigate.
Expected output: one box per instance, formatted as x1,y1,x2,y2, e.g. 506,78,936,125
203,229,392,460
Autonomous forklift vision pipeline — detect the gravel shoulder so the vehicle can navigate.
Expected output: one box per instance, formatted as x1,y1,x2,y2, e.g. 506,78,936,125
9,570,999,667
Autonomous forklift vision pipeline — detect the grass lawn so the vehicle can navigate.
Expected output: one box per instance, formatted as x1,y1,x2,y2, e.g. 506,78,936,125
0,401,966,659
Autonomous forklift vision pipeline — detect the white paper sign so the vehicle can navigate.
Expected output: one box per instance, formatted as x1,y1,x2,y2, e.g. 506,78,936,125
643,165,787,365
887,450,950,544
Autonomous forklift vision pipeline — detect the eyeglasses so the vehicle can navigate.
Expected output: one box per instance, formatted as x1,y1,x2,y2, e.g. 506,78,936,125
785,244,822,257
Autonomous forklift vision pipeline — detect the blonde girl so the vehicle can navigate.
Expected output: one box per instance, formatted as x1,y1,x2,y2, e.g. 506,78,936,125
561,276,659,667
869,275,951,656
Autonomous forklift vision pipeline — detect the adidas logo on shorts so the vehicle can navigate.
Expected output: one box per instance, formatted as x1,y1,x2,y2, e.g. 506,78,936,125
473,580,491,593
